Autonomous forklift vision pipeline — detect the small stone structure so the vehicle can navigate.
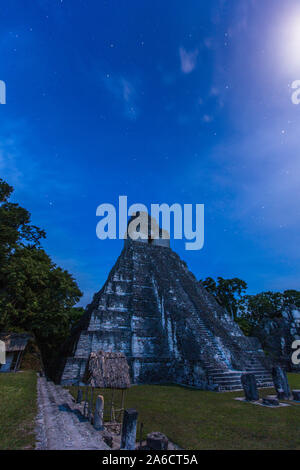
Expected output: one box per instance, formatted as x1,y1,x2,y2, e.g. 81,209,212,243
262,396,279,406
272,366,291,400
241,373,259,401
147,432,168,450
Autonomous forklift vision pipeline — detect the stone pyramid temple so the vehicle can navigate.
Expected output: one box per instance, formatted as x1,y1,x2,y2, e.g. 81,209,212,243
60,216,273,391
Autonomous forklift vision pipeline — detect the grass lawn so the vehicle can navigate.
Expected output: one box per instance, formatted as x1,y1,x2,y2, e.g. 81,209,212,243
69,373,300,450
0,370,37,450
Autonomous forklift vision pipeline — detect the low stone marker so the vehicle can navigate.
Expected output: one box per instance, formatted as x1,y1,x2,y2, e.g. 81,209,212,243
94,395,104,430
292,390,300,401
76,388,83,404
272,366,290,400
147,432,168,450
88,388,94,422
83,385,88,417
262,395,279,407
241,373,259,401
120,408,138,450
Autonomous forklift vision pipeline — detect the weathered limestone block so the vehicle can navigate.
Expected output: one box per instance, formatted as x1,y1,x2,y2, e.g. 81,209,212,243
120,408,138,450
272,366,290,399
262,395,279,406
146,432,168,450
76,388,82,404
93,395,104,430
102,429,113,448
241,373,259,401
292,390,300,401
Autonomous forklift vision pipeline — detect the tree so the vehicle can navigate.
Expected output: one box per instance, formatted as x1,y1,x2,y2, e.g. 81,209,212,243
0,179,45,261
238,290,300,335
201,276,300,336
201,276,247,320
0,178,84,374
282,290,300,309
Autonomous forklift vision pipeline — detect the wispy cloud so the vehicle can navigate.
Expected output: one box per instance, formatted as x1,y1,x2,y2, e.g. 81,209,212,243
104,75,139,119
179,47,198,74
202,114,213,123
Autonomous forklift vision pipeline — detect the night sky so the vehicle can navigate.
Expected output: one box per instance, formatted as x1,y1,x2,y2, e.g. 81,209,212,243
1,0,300,306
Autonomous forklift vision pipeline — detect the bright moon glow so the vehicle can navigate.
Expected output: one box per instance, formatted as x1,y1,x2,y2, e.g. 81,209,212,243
280,12,300,71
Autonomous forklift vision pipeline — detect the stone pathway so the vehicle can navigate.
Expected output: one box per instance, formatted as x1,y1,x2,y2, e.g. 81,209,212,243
35,376,109,450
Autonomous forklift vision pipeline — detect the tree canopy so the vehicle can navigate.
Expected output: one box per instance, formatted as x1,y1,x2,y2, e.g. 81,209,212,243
0,178,84,373
238,290,300,334
201,276,247,320
201,276,300,336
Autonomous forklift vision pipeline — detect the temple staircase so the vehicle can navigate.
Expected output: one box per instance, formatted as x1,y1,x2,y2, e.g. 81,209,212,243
198,318,273,391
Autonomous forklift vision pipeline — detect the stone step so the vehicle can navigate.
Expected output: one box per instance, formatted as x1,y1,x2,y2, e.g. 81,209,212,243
206,368,273,390
206,366,270,374
246,365,268,369
256,378,274,387
211,379,242,386
247,366,267,369
254,374,272,378
205,366,239,371
255,376,273,380
209,375,242,381
210,371,242,375
219,385,243,391
202,362,228,367
212,376,272,385
211,377,272,384
206,370,230,374
257,383,274,388
210,378,241,384
209,371,242,376
218,382,273,392
203,364,230,368
248,374,272,379
246,361,265,364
